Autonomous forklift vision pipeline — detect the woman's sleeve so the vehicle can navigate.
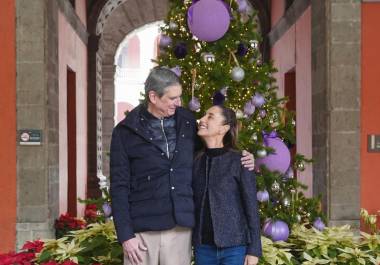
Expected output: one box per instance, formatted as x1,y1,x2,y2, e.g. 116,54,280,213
239,164,262,257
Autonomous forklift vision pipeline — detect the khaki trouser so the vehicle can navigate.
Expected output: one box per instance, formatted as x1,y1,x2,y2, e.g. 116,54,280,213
124,226,192,265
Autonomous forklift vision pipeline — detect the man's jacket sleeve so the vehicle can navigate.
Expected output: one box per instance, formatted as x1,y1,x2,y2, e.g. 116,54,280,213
110,127,135,243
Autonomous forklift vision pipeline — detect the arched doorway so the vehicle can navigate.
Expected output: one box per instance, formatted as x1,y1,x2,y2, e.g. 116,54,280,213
86,0,170,197
114,21,163,124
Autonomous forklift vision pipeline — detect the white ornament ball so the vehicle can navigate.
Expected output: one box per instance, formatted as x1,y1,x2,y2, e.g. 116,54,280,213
256,149,267,158
250,39,259,49
169,21,179,31
231,66,245,82
236,110,244,119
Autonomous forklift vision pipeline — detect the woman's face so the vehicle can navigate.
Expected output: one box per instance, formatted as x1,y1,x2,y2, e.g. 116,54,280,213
197,106,229,139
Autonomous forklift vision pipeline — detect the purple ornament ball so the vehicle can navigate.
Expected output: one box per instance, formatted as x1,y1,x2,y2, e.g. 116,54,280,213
259,109,267,118
159,35,172,48
237,0,248,12
285,167,294,179
270,220,289,242
252,92,265,107
257,190,269,202
174,42,187,59
213,91,225,105
313,217,325,231
243,101,255,116
170,65,182,77
102,203,112,217
262,219,272,236
188,97,201,112
236,43,248,57
256,137,291,174
187,0,231,42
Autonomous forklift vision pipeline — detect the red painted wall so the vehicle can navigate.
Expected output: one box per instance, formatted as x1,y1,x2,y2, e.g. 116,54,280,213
361,3,380,216
0,0,17,251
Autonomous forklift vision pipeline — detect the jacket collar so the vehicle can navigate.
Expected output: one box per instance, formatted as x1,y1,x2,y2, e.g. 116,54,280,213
120,104,192,130
120,104,194,160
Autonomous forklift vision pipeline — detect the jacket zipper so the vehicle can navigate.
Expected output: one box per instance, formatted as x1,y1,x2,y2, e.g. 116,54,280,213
160,119,170,158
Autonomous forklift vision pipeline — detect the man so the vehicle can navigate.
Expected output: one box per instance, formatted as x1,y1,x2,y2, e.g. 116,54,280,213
110,67,254,265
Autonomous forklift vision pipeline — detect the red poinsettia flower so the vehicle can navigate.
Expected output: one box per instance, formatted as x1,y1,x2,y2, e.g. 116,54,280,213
84,204,98,220
22,239,44,253
41,260,60,265
61,260,79,265
0,251,36,265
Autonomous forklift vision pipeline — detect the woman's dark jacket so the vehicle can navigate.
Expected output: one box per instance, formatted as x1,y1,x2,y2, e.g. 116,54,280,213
192,150,262,257
110,104,196,244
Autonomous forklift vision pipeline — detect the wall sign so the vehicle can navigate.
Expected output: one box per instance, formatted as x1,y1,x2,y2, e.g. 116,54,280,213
368,134,380,152
19,129,42,146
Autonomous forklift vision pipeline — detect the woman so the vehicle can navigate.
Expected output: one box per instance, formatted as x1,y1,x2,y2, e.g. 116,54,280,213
192,105,262,265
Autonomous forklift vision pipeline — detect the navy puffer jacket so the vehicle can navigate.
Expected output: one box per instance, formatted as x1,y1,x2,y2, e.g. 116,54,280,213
110,105,196,243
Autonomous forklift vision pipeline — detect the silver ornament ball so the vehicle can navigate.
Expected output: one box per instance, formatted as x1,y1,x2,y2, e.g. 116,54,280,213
297,162,305,171
231,66,245,82
169,21,178,31
295,214,302,223
201,52,215,63
282,197,291,207
256,149,267,158
250,39,259,49
271,181,280,192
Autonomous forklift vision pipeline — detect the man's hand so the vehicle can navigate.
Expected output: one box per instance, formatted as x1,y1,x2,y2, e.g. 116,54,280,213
244,255,259,265
241,150,255,171
122,238,147,265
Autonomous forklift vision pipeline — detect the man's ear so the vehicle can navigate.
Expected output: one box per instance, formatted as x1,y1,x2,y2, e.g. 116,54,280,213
148,91,157,104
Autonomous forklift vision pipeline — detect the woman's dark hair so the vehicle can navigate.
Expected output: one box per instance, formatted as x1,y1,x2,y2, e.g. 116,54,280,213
217,105,238,150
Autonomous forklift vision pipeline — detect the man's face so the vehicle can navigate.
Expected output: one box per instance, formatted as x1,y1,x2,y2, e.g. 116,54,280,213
148,84,182,117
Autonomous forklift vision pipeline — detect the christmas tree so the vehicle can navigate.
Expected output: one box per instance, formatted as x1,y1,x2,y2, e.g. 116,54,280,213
156,0,324,241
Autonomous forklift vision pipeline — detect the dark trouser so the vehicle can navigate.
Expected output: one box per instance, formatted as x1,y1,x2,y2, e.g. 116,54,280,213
194,244,246,265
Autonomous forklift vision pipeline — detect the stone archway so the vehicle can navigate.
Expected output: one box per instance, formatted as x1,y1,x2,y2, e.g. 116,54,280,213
88,0,170,194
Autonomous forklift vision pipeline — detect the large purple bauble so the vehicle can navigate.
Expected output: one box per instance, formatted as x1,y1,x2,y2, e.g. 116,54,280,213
256,137,291,174
187,0,231,42
270,220,289,242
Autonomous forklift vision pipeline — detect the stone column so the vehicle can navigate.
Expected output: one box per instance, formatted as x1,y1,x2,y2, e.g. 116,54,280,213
87,34,102,198
311,0,361,227
15,0,59,248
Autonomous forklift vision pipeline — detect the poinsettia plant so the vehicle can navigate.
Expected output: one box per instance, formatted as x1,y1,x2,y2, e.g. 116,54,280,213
55,213,86,239
0,240,43,265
